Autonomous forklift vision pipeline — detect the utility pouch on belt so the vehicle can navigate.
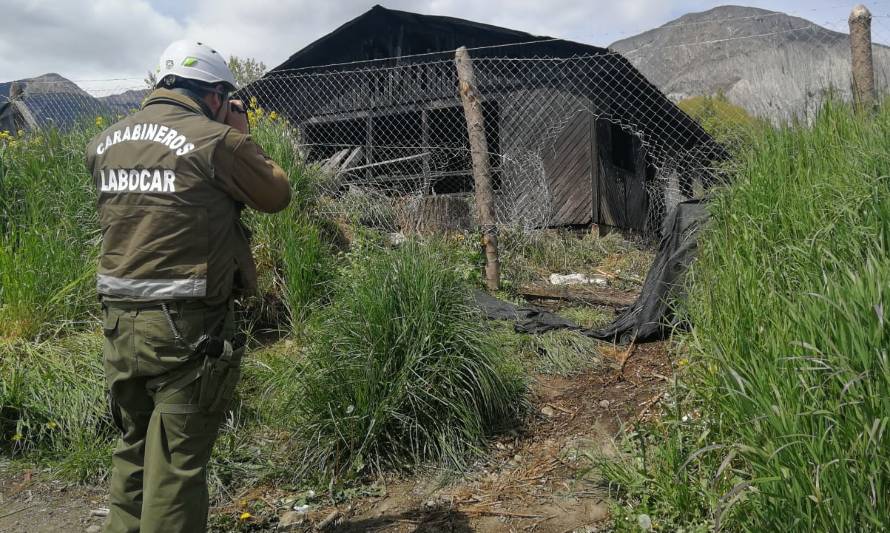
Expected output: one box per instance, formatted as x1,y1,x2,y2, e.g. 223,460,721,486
157,303,244,413
196,336,244,413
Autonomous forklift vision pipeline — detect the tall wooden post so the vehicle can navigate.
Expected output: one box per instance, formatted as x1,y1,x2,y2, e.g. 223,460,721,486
455,46,500,291
849,4,875,111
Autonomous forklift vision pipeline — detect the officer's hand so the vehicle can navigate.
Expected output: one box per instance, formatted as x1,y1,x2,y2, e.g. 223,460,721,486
225,100,249,134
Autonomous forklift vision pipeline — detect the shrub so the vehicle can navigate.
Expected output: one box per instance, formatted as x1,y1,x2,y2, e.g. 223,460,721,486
290,241,526,481
678,92,764,145
248,115,334,332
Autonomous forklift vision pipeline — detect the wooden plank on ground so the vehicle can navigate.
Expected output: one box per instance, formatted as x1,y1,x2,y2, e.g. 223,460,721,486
519,283,638,308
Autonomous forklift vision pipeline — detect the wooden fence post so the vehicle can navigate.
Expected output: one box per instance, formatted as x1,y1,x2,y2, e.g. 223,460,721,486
455,46,500,291
849,4,875,111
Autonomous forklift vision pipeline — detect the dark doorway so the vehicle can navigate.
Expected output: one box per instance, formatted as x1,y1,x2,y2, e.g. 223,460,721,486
595,120,647,231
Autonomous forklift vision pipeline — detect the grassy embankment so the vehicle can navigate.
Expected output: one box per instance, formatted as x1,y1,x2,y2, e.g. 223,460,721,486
600,99,890,531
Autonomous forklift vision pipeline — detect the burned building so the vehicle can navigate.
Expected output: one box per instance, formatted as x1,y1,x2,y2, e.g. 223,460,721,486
245,5,724,232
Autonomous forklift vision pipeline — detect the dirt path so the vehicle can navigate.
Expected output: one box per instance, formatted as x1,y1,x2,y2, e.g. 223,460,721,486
216,341,673,532
0,342,671,533
0,464,107,533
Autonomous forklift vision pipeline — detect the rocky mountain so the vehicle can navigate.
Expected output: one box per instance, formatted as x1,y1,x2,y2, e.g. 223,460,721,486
610,5,890,122
99,89,150,115
5,72,94,96
0,74,148,130
0,73,107,130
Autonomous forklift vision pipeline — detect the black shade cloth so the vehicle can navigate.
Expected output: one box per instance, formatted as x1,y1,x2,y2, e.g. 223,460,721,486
472,198,708,342
585,199,709,344
473,290,580,334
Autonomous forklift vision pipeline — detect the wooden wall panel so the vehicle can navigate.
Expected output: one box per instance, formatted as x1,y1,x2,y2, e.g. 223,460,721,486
596,120,627,228
543,113,595,226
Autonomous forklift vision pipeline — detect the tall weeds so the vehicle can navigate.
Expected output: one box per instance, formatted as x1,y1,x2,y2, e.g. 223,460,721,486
0,334,113,481
0,128,99,339
291,242,526,481
0,117,527,489
247,114,333,331
602,99,890,530
688,100,890,529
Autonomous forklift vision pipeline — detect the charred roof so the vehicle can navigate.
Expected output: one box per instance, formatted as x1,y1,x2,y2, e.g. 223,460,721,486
271,5,611,72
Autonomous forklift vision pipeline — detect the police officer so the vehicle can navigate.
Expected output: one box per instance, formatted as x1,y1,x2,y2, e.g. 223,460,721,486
85,41,291,532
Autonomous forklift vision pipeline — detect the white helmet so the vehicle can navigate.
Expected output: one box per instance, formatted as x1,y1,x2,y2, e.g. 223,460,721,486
156,40,237,91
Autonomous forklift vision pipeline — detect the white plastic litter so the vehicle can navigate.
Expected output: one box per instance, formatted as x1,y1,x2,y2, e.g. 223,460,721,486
548,273,609,287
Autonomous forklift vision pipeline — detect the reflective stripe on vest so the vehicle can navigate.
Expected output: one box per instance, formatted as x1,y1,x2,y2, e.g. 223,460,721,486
97,274,207,298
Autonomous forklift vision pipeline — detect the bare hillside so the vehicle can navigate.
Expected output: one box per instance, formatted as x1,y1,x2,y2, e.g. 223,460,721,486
610,5,890,122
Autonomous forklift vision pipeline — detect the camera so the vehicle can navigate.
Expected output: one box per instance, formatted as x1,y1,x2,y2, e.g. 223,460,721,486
228,100,247,115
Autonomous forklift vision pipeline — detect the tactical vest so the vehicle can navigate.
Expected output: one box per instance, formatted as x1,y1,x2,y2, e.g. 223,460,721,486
86,90,254,304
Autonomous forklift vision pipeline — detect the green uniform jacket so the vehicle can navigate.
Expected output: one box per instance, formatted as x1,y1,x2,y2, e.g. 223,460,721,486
85,89,291,305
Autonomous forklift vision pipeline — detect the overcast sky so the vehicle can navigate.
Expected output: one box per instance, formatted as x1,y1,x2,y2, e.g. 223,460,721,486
2,0,887,94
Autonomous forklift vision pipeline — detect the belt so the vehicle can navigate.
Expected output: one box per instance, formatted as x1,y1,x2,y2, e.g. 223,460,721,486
100,299,218,312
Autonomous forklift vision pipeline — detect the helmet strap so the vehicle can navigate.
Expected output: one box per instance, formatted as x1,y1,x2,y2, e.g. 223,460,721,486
160,76,229,118
169,87,216,118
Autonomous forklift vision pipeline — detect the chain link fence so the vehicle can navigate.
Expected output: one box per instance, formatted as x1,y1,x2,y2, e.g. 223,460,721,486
236,11,888,246
242,51,728,239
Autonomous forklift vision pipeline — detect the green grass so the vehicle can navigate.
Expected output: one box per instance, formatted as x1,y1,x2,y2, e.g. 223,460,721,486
0,128,101,340
0,333,114,481
560,305,614,330
243,114,335,333
499,229,651,290
0,116,332,341
287,241,527,482
492,322,602,376
601,99,890,530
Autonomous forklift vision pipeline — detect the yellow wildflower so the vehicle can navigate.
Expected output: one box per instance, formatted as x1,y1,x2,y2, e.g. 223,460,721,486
677,358,689,367
249,96,258,109
268,111,278,121
239,512,252,521
95,116,105,128
46,421,58,430
12,433,23,442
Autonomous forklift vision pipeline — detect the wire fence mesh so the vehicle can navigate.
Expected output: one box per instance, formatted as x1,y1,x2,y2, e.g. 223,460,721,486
234,10,889,242
2,8,889,288
244,52,728,240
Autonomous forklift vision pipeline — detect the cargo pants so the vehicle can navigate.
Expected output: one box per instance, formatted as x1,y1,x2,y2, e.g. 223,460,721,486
101,299,243,533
